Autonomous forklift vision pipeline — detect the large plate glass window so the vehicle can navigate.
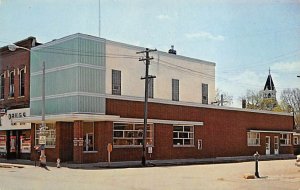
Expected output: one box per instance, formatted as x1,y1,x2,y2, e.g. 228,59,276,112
113,123,154,147
173,125,194,146
35,123,56,148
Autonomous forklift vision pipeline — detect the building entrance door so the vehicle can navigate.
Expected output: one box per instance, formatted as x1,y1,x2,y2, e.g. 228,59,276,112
265,136,271,155
274,136,279,155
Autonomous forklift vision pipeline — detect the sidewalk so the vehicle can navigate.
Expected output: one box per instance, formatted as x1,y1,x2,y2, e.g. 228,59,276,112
0,154,296,169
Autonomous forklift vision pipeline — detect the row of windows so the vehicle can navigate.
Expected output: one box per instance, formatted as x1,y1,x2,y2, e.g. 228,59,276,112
34,122,195,150
0,68,26,100
34,124,297,150
247,132,292,146
113,123,194,147
112,69,209,104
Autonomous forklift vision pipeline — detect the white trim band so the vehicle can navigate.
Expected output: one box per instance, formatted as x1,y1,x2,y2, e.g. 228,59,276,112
249,130,293,134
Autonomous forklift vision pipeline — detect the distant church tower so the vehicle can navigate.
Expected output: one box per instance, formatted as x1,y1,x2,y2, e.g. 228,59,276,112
261,68,277,110
262,68,276,100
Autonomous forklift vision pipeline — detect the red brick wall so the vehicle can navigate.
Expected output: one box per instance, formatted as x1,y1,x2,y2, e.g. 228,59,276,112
56,122,73,162
73,121,83,163
0,38,35,110
33,99,293,163
105,98,294,161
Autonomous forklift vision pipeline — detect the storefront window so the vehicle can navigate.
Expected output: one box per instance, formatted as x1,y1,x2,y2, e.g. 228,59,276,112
173,125,194,146
0,131,6,153
20,131,31,153
113,123,154,147
35,123,56,148
83,122,94,151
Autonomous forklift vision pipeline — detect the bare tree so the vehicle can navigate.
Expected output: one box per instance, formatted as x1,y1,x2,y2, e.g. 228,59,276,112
213,89,233,106
240,89,262,109
241,89,278,111
280,88,300,128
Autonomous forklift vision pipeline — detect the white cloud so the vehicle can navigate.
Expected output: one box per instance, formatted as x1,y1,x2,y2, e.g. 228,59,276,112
185,32,225,41
272,61,300,73
156,14,170,20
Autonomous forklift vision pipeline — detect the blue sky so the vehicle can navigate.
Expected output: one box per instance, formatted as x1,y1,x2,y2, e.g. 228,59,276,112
0,0,299,107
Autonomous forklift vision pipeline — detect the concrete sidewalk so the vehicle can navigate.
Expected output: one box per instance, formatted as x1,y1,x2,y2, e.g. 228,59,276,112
0,154,296,169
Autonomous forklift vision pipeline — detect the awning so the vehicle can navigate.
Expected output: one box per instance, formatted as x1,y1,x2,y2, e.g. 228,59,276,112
12,113,204,126
249,130,293,134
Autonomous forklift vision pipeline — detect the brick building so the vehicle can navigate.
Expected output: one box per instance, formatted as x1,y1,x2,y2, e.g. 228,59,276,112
15,33,294,163
0,37,40,159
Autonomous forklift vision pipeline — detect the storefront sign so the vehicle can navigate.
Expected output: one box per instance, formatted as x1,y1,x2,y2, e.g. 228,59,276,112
0,108,31,130
39,136,46,145
8,112,26,120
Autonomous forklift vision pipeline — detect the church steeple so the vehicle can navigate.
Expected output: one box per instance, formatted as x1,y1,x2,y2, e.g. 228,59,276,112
262,68,276,100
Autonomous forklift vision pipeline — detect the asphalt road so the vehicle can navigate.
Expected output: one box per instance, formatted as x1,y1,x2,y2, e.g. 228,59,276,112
0,159,299,190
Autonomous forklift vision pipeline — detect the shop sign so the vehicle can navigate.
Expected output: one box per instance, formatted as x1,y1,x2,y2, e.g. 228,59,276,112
0,108,31,130
8,112,26,120
39,136,46,145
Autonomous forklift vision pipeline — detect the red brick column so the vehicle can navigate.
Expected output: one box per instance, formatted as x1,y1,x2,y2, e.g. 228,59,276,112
73,121,83,163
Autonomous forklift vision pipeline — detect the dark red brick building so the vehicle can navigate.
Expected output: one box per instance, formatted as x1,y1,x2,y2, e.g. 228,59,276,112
0,37,40,159
23,97,293,163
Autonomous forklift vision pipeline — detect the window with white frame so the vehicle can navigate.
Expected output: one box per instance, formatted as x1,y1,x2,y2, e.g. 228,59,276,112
173,125,194,146
247,132,260,146
112,69,121,95
19,68,25,97
293,136,299,145
83,122,94,151
9,71,14,97
0,74,4,99
35,123,56,148
113,123,154,147
280,133,291,145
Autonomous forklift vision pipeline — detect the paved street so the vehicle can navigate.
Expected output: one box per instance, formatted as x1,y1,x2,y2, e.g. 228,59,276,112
0,159,299,190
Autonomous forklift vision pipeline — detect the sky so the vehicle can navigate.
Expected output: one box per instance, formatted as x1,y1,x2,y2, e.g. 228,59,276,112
0,0,299,107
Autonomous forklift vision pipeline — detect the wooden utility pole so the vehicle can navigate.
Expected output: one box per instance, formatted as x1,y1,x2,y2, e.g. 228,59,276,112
137,48,156,166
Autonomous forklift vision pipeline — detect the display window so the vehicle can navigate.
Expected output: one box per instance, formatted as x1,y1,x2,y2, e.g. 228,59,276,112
0,134,6,153
20,131,31,153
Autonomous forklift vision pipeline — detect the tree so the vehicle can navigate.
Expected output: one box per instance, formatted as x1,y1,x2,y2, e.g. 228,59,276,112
241,89,278,111
280,88,300,128
213,89,233,106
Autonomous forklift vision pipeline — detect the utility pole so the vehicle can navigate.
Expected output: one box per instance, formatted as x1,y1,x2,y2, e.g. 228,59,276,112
137,48,157,166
